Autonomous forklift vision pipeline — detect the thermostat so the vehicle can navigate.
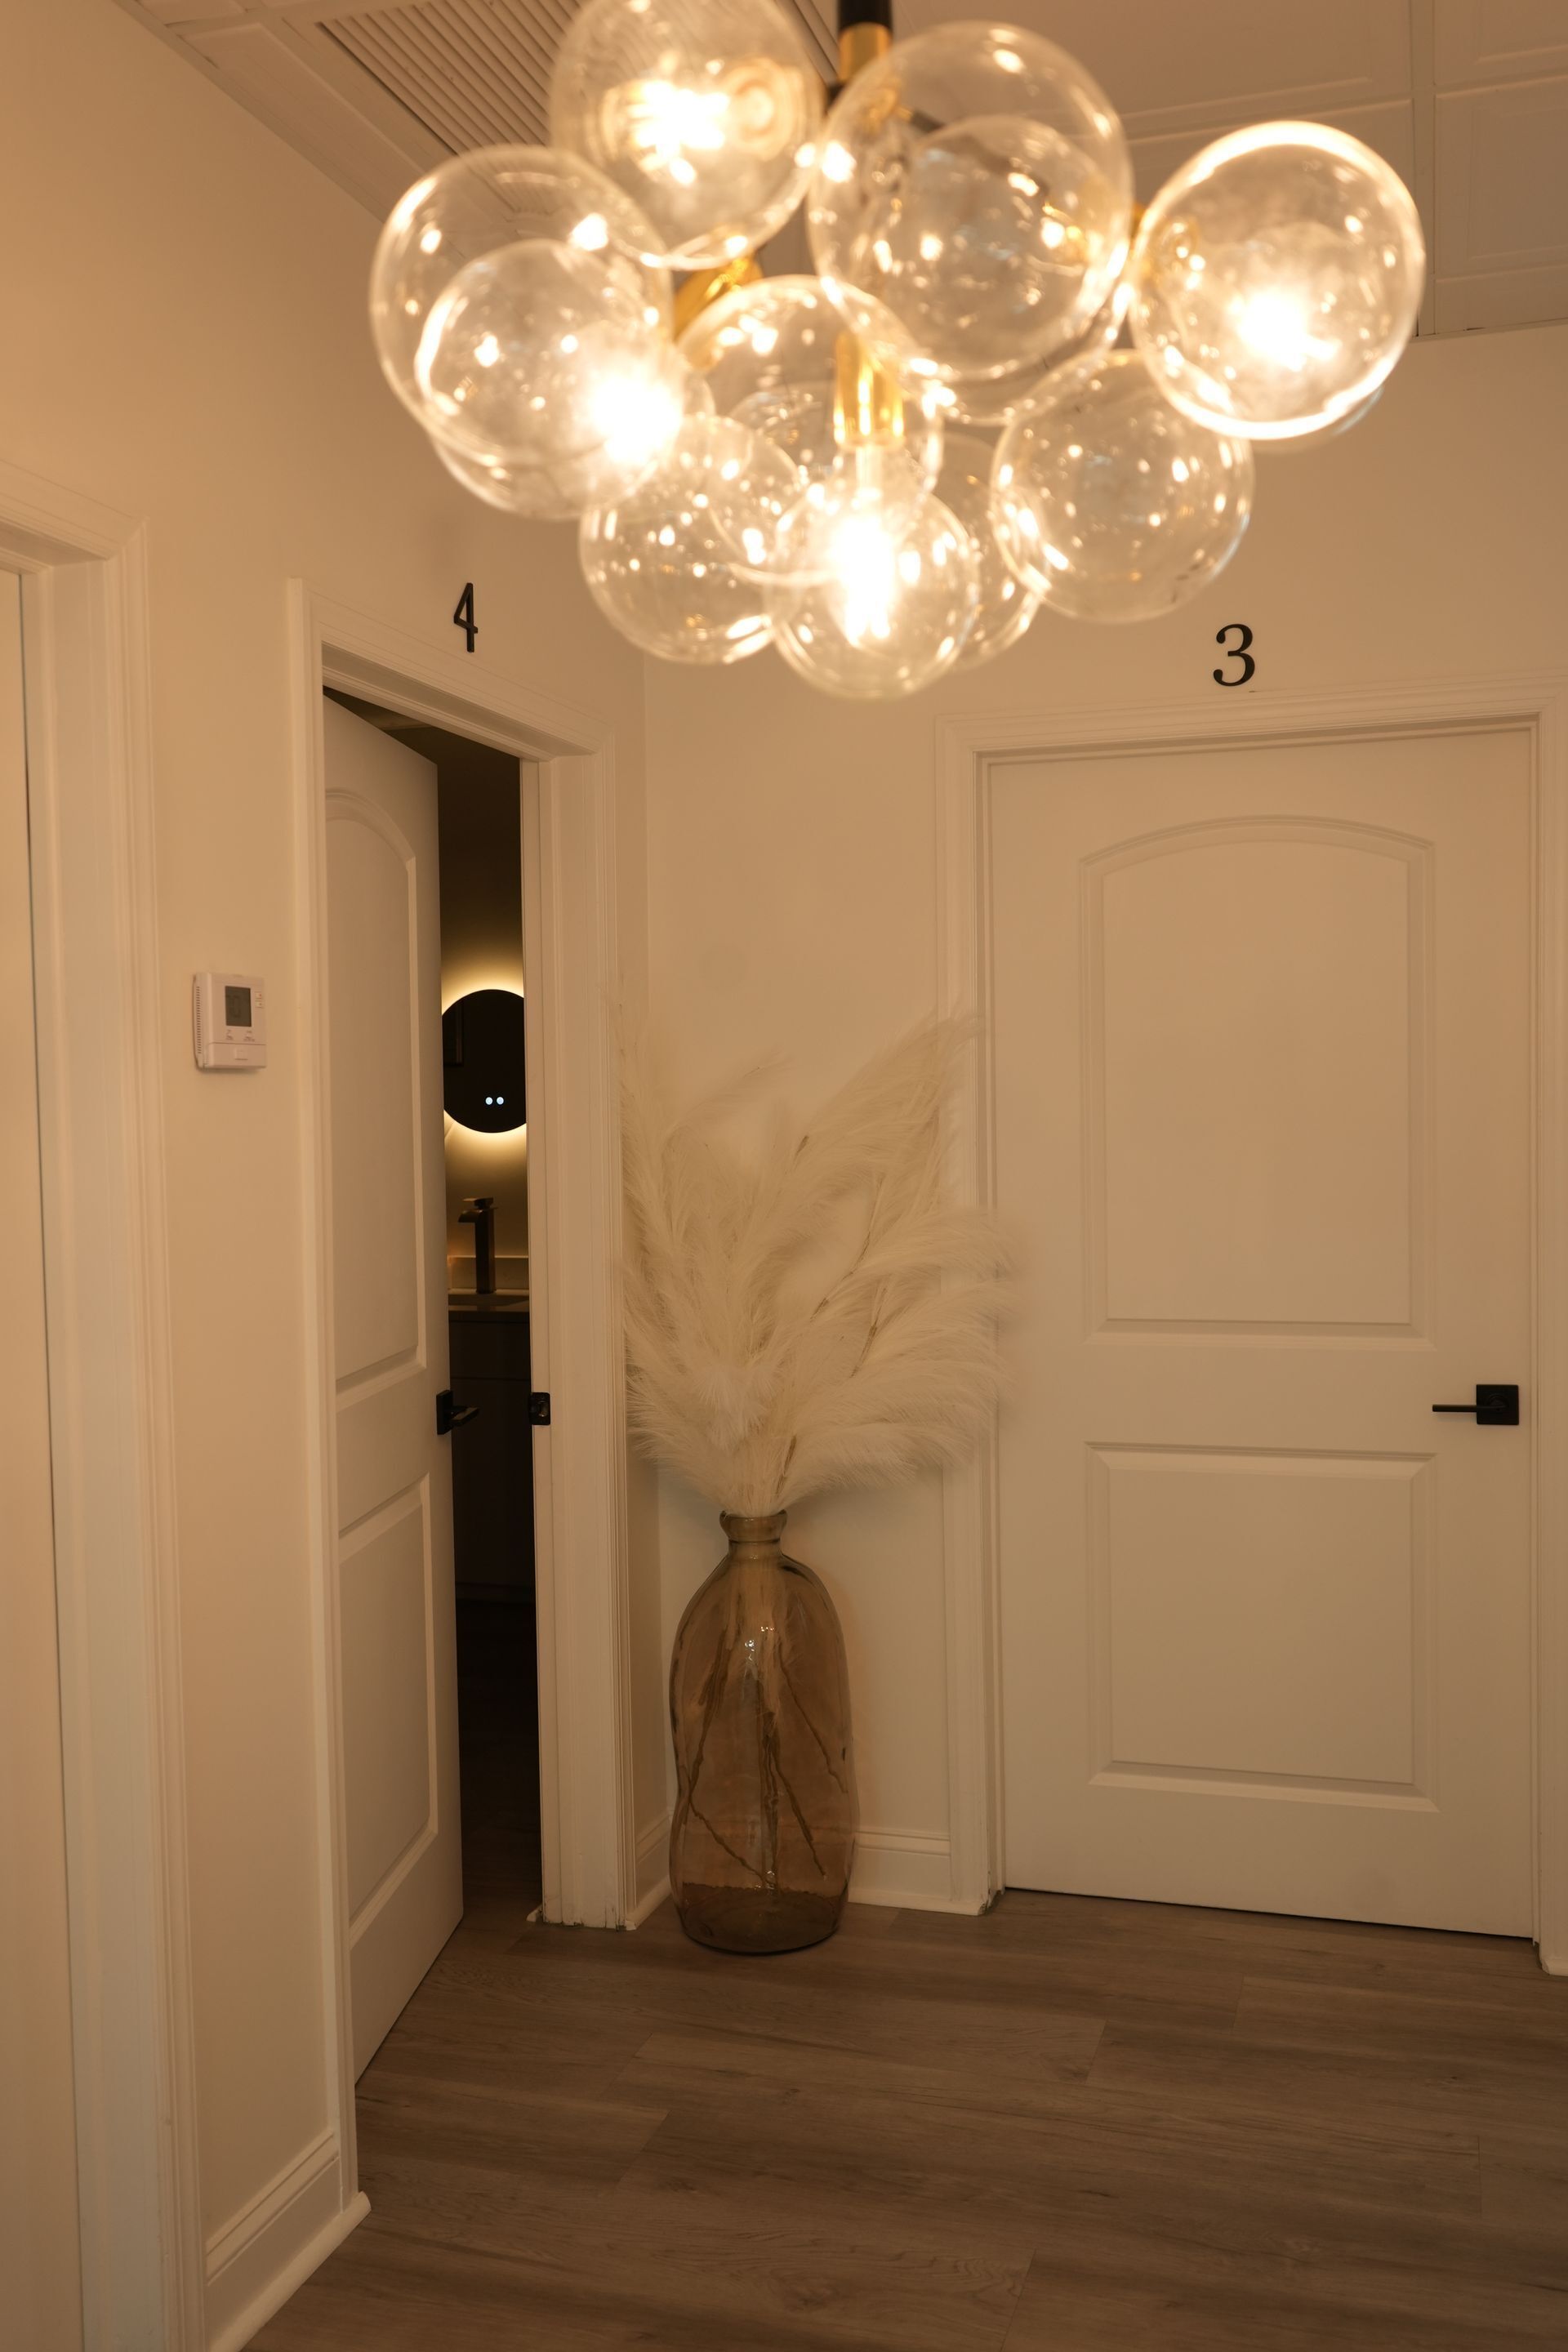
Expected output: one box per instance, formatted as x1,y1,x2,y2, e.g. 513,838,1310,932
193,973,267,1070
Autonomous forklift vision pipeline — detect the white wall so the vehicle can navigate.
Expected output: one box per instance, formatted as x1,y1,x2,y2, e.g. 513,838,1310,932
0,0,665,2310
644,319,1568,1904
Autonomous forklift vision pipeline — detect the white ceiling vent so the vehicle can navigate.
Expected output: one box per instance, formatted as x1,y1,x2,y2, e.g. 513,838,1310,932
322,0,836,159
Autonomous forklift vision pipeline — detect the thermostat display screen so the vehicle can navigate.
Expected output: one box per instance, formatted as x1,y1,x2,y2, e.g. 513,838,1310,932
225,985,252,1026
194,971,266,1071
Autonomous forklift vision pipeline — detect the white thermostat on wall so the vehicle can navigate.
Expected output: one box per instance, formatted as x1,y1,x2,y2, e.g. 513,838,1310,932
193,972,267,1070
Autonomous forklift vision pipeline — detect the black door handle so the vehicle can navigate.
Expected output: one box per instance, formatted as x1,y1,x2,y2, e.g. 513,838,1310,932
1432,1383,1519,1427
435,1388,481,1436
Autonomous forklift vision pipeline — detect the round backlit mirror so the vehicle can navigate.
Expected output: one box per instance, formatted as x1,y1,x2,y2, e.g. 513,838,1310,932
442,988,526,1134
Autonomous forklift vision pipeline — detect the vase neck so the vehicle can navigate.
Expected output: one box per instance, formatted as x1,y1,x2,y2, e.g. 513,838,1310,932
720,1508,786,1558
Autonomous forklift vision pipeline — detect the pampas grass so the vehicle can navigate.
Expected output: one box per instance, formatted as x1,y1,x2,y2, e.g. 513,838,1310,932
621,1021,1009,1513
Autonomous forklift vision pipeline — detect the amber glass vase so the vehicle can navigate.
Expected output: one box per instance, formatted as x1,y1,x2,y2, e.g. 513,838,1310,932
669,1511,856,1953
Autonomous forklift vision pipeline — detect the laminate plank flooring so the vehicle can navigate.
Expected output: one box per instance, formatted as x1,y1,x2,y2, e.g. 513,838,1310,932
253,1871,1568,2352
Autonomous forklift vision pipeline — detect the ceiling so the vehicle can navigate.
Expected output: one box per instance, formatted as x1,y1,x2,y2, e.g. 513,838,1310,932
122,0,1568,336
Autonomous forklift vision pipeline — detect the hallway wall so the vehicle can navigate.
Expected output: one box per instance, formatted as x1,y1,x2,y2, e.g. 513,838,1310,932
0,0,662,2327
643,317,1568,1908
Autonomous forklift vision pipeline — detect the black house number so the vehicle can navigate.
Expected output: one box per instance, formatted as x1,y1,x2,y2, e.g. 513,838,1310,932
1213,621,1255,688
453,581,478,653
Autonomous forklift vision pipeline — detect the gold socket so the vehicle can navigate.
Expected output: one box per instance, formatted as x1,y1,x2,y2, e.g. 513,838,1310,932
832,330,905,448
838,20,891,81
673,249,763,338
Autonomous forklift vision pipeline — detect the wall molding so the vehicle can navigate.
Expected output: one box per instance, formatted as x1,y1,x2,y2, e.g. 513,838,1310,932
288,586,638,2303
937,673,1568,1965
0,461,206,2347
204,2123,366,2352
851,1826,968,1913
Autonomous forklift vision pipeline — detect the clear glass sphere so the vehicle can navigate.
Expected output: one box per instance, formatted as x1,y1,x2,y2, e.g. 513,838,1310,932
371,145,680,503
679,275,945,489
947,274,1130,426
580,412,799,661
1130,122,1426,439
992,349,1254,622
549,0,824,270
770,475,978,698
432,363,707,521
808,24,1133,385
937,430,1039,666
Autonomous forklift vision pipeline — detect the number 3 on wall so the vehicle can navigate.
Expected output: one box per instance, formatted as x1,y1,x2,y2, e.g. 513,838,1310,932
453,582,477,653
1213,621,1255,688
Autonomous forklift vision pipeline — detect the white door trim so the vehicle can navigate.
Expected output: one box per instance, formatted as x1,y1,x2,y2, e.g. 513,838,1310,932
287,583,635,2193
0,461,206,2347
937,674,1568,1970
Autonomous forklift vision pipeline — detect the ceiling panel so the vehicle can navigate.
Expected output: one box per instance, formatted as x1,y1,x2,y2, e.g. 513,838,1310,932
116,0,1568,339
898,0,1411,136
1434,0,1568,91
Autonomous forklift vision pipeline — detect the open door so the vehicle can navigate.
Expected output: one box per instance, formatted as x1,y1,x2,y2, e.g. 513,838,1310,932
323,695,462,2074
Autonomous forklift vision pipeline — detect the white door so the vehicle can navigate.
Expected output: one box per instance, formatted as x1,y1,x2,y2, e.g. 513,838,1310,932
324,697,462,2074
0,570,83,2348
993,724,1533,1935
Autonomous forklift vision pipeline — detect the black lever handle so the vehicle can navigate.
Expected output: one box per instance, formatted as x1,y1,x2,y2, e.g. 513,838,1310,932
435,1388,481,1436
1432,1383,1519,1427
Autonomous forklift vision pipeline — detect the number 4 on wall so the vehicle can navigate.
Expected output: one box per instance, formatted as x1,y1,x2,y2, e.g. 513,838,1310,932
453,581,477,653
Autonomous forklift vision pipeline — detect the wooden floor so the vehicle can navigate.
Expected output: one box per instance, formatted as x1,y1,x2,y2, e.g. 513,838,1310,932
254,1824,1568,2352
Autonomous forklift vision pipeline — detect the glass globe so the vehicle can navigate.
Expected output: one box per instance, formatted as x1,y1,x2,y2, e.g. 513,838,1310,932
432,359,705,521
992,350,1254,622
770,477,978,699
947,275,1130,427
549,0,824,270
580,412,800,661
936,430,1040,666
371,145,681,504
1130,122,1426,439
679,275,945,490
759,440,935,586
808,24,1133,385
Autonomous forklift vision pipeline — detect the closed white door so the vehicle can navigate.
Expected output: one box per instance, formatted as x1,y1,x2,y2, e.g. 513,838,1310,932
0,570,82,2348
324,697,461,2074
993,724,1533,1935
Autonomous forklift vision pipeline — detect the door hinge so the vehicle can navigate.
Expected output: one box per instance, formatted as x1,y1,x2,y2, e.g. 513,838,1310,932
529,1392,551,1426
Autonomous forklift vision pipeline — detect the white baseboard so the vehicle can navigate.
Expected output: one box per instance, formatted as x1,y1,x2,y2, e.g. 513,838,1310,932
850,1825,982,1913
203,2125,366,2352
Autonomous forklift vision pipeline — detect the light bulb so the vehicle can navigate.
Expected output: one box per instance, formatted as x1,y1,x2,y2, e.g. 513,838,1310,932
679,275,945,492
992,350,1254,623
808,24,1133,385
550,0,823,270
936,430,1040,667
580,412,799,662
432,359,705,520
1130,122,1425,439
770,472,978,698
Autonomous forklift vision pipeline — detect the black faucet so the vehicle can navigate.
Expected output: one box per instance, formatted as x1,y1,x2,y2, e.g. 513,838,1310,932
459,1195,497,1294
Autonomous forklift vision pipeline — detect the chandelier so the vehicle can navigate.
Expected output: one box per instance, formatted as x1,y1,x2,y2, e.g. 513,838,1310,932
369,0,1425,700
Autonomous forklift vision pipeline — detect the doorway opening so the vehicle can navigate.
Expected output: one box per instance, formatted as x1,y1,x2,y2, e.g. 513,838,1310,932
325,688,541,2072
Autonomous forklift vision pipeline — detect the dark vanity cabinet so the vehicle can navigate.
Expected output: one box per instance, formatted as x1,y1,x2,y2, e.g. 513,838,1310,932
448,1298,534,1597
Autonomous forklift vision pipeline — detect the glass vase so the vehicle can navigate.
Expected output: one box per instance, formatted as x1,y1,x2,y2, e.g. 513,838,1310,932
669,1511,856,1953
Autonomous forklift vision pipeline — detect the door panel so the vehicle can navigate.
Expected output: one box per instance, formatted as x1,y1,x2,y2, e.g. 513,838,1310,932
994,726,1532,1934
324,697,461,2075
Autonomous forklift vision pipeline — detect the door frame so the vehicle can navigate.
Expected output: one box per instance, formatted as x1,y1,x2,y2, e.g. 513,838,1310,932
0,460,206,2346
937,673,1568,1971
288,583,638,2178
